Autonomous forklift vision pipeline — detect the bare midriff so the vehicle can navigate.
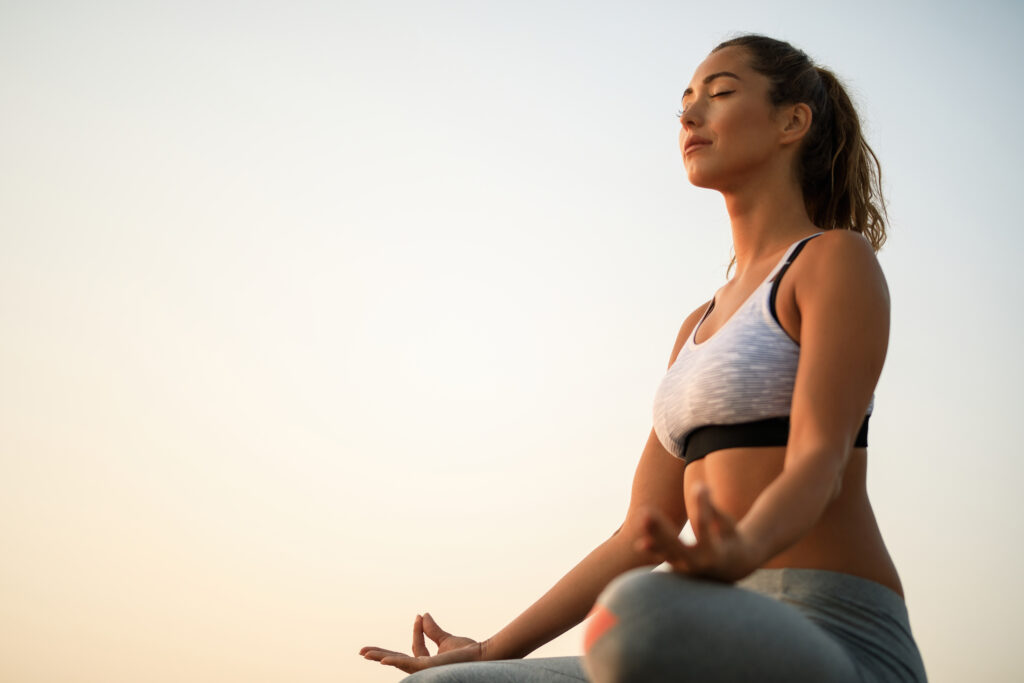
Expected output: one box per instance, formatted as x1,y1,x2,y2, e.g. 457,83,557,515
684,446,904,597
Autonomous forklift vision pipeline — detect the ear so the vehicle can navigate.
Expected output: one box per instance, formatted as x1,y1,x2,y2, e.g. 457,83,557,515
778,102,813,145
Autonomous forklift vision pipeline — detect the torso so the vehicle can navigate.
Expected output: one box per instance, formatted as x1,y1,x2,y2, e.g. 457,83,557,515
672,234,902,595
684,448,901,595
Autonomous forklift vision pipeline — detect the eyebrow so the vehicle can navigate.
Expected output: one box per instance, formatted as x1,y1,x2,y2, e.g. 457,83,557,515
681,71,742,99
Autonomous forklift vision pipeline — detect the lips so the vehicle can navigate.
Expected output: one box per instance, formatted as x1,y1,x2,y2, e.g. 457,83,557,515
684,136,711,156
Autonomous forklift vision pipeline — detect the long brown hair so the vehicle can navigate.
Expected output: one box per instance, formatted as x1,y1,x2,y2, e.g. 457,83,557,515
713,34,887,251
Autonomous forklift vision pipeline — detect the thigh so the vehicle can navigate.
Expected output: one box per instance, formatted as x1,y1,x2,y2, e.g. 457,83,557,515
583,568,860,683
401,656,587,682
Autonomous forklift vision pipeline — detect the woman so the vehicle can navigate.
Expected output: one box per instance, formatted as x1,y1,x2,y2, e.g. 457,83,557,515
360,34,928,682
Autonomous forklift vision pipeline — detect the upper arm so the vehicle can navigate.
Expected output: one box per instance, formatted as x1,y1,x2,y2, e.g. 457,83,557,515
620,301,711,534
622,428,688,534
788,231,890,462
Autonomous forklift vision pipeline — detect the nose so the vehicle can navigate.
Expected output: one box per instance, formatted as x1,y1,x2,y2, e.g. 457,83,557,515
680,100,703,130
684,102,700,131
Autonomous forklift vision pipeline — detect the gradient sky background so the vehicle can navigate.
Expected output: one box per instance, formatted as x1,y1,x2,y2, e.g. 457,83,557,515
2,1,1022,681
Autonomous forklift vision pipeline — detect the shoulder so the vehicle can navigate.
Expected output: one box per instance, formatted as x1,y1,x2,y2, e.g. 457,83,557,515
801,229,884,271
666,299,712,368
795,229,889,308
790,230,891,354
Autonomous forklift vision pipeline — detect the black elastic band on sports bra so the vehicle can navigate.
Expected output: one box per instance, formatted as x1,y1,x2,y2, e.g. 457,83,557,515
768,233,822,328
681,415,870,465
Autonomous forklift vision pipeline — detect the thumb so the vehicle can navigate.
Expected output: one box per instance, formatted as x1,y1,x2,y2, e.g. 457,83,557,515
692,483,715,543
412,614,429,657
422,613,452,645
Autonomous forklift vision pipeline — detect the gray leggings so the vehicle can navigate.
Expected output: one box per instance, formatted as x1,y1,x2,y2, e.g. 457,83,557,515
402,567,927,682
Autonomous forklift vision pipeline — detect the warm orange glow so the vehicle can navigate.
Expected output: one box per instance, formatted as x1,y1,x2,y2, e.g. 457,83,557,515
583,604,619,653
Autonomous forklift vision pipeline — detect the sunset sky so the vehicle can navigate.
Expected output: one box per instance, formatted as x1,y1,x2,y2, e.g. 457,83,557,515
2,1,1022,682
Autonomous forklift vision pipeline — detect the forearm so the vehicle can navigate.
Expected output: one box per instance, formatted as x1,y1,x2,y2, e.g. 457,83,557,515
481,531,650,660
737,451,844,565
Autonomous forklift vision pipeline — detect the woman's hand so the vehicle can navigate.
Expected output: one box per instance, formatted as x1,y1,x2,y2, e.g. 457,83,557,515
636,484,761,582
360,613,484,674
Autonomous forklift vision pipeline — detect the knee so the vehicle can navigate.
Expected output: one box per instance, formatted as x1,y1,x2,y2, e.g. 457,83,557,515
592,568,697,625
583,570,712,683
400,665,461,683
583,570,665,682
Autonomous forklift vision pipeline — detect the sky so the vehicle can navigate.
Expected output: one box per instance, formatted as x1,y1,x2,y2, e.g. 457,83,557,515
1,1,1022,681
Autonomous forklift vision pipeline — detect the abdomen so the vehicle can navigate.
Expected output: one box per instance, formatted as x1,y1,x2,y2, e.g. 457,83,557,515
683,447,903,595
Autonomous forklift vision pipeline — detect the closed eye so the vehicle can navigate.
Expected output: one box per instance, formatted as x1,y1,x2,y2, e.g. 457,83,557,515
677,90,736,118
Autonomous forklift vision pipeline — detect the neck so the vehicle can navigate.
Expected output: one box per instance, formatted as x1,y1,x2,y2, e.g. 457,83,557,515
721,169,818,278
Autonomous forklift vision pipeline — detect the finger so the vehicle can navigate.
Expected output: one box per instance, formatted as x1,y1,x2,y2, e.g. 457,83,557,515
398,642,483,672
379,654,422,674
412,614,429,657
422,612,452,646
633,534,666,563
645,509,683,552
694,484,717,546
699,486,737,544
641,509,693,570
636,510,665,554
360,647,406,662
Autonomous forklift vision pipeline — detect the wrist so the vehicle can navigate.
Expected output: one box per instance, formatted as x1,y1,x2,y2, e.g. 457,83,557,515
735,521,772,570
480,634,532,661
478,637,501,662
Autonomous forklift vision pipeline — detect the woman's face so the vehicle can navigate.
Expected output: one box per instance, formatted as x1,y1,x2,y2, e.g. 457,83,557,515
678,47,787,191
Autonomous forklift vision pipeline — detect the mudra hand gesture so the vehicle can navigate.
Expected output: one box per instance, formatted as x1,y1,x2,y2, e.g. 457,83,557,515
637,483,761,583
360,612,483,674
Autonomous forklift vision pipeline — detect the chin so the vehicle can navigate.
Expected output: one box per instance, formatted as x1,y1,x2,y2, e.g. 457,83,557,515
684,167,721,190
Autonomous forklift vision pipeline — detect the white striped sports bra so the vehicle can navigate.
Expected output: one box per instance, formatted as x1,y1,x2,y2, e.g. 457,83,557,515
653,232,872,464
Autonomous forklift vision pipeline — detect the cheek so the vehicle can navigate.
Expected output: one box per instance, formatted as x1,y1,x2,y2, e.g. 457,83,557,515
711,120,775,169
721,104,773,144
716,109,753,141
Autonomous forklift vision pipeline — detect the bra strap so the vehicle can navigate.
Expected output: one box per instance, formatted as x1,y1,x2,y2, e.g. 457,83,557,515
768,232,823,327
